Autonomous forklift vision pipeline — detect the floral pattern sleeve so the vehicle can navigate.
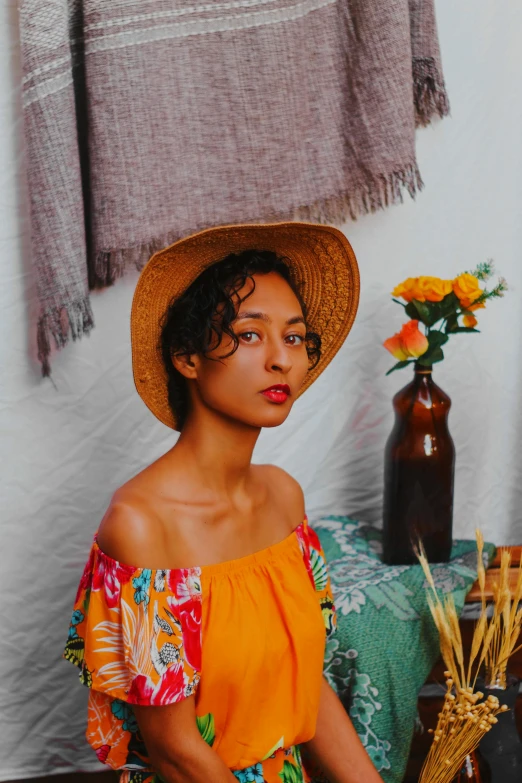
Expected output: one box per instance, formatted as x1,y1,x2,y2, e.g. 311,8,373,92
296,518,337,637
63,539,202,705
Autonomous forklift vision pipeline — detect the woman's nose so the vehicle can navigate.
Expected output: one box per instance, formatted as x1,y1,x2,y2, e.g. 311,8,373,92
266,339,292,374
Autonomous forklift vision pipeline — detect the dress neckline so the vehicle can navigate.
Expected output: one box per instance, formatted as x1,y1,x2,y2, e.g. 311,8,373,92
92,518,306,577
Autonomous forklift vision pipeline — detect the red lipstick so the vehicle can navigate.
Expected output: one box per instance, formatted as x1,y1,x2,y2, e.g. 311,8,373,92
261,384,291,404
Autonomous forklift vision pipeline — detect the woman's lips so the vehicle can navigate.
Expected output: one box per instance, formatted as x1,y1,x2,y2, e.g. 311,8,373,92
260,384,291,404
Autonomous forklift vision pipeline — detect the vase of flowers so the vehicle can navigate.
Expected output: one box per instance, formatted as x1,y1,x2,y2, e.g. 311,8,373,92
381,264,507,565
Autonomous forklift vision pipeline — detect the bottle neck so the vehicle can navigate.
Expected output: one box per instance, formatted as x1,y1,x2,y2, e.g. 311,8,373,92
414,363,432,377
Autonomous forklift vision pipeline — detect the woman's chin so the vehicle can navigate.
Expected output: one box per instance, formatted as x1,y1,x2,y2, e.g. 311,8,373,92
209,399,294,429
253,405,293,429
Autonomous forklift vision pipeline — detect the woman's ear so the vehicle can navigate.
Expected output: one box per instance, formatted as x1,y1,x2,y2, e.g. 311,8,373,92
172,352,200,380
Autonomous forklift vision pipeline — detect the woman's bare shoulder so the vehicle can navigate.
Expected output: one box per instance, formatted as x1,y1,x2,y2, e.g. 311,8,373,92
97,454,187,565
96,488,161,566
254,464,305,527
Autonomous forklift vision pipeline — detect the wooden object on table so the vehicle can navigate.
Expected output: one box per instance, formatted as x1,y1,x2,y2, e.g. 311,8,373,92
404,545,522,782
466,546,522,602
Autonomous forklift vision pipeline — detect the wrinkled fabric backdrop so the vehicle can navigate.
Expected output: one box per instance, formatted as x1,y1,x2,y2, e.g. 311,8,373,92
1,0,522,779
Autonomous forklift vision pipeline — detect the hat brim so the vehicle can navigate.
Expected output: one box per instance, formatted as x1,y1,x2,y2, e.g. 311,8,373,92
131,222,360,430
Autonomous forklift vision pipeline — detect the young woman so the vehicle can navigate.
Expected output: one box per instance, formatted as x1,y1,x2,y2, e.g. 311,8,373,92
65,223,384,783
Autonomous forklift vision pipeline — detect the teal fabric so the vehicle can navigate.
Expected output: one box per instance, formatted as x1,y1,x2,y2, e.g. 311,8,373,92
315,516,495,783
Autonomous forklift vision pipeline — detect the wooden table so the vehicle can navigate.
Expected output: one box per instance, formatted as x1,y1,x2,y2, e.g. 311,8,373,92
404,546,522,782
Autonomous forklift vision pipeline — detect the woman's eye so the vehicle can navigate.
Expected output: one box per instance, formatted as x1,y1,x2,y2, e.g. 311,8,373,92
240,331,261,343
285,334,305,345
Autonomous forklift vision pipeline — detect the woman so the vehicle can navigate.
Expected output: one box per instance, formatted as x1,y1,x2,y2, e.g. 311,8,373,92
65,223,383,783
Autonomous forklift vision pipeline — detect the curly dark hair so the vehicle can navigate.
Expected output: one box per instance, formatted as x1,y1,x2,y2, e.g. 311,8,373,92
159,249,322,429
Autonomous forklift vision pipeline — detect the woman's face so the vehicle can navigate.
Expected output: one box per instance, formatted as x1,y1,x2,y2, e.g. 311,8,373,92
187,272,311,429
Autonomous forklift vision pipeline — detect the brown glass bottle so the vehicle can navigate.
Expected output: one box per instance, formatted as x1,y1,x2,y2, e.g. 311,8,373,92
453,752,488,782
382,365,455,565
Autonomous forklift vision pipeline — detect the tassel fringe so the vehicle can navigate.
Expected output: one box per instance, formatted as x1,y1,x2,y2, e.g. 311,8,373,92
294,162,424,224
37,297,95,377
46,161,422,375
89,161,424,289
413,57,450,127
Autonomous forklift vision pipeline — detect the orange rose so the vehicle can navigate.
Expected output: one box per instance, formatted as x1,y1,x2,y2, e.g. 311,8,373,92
383,333,409,361
463,315,478,328
392,278,419,303
415,276,453,303
384,320,429,360
453,273,483,309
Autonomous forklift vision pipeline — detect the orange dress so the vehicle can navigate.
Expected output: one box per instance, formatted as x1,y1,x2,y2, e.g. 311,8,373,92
64,517,336,782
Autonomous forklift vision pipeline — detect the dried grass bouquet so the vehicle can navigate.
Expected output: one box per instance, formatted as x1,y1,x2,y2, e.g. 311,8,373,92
414,538,516,783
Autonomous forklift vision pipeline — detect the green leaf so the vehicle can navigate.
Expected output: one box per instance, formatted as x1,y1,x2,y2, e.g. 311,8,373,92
405,302,419,320
439,291,460,318
404,299,448,327
278,760,305,783
427,331,449,348
417,347,444,366
385,360,415,376
425,304,443,327
196,713,215,746
445,315,459,333
391,298,406,307
449,327,480,333
410,299,432,325
310,549,328,591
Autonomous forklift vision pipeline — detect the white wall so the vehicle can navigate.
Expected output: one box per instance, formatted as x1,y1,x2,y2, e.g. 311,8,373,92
1,0,522,778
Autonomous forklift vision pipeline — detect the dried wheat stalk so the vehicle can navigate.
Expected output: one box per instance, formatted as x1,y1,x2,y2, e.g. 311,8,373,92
415,541,509,783
484,545,522,688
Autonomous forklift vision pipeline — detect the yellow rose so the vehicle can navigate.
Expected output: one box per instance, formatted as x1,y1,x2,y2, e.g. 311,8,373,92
463,315,478,328
453,273,483,308
392,278,418,303
415,276,453,303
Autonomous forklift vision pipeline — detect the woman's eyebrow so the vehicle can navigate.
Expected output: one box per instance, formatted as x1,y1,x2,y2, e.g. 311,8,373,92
235,311,305,326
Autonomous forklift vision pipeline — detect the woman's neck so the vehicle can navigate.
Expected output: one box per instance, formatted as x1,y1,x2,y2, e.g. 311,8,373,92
172,408,261,496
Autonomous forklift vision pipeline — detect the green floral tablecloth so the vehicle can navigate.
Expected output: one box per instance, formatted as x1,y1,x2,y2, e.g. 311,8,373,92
315,516,495,783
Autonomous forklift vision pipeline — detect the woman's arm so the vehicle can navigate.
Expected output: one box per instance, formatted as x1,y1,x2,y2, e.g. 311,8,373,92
133,696,237,783
302,678,385,783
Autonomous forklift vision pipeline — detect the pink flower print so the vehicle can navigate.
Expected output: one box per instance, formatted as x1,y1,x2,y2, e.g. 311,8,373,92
127,673,155,705
167,568,202,603
167,594,202,671
75,547,95,603
307,525,322,554
167,569,202,671
151,662,186,705
295,525,314,589
92,552,136,609
128,664,186,705
95,744,111,764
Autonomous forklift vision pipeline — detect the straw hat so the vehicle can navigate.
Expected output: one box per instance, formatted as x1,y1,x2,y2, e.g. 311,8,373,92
131,222,360,430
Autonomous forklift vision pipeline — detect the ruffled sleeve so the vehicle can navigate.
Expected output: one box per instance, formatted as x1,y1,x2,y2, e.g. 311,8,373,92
63,538,202,705
297,518,337,637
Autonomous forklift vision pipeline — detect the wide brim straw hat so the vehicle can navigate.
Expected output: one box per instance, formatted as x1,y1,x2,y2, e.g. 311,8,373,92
131,222,360,430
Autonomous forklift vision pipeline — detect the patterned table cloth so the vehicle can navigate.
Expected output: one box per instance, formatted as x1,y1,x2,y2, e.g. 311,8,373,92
315,516,495,783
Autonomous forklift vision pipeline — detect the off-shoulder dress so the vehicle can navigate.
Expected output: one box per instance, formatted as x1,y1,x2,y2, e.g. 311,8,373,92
64,516,336,782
